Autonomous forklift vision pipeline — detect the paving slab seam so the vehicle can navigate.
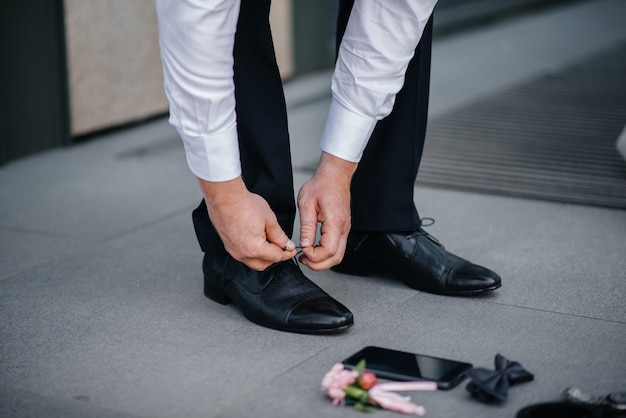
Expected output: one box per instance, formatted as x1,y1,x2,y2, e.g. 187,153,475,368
0,204,198,284
0,225,100,241
331,290,435,334
477,300,626,325
0,249,95,284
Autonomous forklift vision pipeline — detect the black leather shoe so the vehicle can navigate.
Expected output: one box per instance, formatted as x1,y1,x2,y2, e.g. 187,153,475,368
203,253,353,334
332,228,501,296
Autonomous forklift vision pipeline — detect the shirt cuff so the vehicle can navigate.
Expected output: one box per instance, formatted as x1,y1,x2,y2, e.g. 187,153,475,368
179,122,242,182
319,101,378,163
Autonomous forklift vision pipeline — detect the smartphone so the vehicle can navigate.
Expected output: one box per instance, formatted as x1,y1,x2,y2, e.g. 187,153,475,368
342,346,472,390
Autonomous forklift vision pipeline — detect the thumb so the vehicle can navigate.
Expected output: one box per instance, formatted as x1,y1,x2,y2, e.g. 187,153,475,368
299,202,318,248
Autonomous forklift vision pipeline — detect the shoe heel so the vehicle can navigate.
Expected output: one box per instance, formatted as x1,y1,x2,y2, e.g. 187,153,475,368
203,277,232,305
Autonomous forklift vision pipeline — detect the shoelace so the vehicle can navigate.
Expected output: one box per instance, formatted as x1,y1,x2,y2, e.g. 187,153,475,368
343,217,444,253
288,218,442,259
405,217,444,247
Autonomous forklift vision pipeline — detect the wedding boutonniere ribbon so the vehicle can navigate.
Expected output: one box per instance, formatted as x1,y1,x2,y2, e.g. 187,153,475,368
321,360,438,415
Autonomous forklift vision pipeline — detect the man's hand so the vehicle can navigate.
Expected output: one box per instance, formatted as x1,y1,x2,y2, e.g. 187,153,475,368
199,177,296,271
297,152,357,271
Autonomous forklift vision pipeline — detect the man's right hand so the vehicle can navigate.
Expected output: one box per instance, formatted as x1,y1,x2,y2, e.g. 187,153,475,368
198,176,297,271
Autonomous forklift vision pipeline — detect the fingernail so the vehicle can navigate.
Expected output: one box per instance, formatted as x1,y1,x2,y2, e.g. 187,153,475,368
284,240,296,251
301,238,311,247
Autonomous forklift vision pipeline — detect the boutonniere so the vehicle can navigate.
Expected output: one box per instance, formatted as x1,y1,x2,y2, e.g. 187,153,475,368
321,360,438,415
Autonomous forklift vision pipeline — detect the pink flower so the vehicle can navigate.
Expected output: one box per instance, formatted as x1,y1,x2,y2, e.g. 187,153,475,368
321,363,344,390
321,363,358,390
321,363,359,406
327,388,346,406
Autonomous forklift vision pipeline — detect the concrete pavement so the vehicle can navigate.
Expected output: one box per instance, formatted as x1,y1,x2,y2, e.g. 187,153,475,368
1,1,625,417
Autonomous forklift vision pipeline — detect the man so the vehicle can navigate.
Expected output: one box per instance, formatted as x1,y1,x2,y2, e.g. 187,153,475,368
155,0,501,334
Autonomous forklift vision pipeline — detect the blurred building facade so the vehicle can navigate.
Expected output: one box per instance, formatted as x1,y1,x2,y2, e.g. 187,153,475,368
1,0,301,165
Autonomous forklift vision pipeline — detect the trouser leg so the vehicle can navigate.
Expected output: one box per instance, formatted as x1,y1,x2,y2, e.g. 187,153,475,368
336,0,433,232
193,0,296,253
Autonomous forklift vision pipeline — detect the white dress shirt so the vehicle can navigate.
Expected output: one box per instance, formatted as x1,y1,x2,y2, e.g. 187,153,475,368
156,0,438,182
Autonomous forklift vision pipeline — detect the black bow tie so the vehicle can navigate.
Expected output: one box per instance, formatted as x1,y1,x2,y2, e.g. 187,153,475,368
466,354,534,403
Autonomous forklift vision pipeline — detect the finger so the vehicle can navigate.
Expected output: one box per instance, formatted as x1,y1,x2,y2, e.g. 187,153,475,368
299,245,328,269
241,241,296,271
243,258,273,272
317,220,342,259
259,240,297,264
298,200,319,248
299,225,343,271
265,217,296,251
299,248,338,271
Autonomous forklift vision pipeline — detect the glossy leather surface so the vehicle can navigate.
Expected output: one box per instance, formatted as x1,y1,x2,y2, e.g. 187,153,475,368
203,254,353,333
334,229,501,295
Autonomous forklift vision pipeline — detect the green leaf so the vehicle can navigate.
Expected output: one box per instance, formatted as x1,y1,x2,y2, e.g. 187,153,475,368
354,402,376,413
345,385,368,401
354,359,366,377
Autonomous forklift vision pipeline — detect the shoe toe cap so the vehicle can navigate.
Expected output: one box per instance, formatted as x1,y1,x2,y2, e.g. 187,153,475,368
287,294,354,332
450,263,502,292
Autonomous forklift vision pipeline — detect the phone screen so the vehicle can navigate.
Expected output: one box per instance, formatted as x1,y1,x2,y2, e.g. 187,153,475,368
342,346,472,390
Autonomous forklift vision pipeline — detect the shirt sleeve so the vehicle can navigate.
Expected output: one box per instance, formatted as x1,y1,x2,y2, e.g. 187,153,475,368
320,0,438,163
155,0,242,182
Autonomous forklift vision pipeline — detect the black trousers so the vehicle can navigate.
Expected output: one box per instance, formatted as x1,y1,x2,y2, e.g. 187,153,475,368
193,0,433,254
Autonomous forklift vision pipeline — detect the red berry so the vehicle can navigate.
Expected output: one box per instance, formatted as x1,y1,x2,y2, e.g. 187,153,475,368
359,371,378,389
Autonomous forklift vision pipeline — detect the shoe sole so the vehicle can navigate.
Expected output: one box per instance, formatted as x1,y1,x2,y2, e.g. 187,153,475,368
332,261,501,297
